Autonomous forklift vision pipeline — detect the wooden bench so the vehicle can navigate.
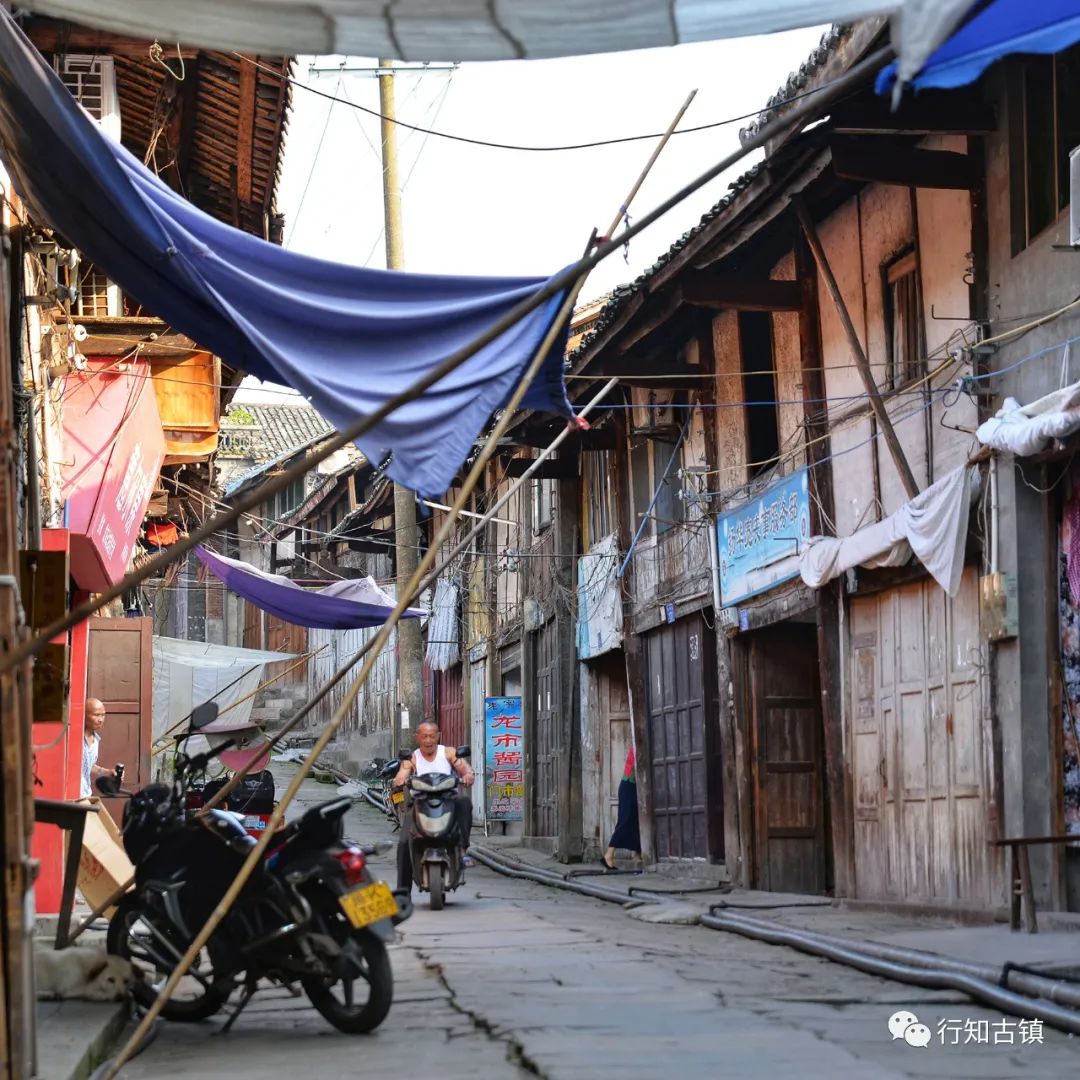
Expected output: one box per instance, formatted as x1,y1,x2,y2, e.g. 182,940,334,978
33,798,99,949
990,835,1080,933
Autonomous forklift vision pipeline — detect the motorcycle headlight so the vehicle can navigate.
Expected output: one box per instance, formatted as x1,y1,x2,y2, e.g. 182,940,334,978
416,811,452,836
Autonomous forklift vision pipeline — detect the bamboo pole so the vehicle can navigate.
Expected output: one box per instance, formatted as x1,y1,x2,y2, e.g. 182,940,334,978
101,267,591,1079
0,45,893,679
197,376,620,816
603,89,696,239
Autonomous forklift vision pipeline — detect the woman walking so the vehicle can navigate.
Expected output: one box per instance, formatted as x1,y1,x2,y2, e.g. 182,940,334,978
603,744,640,871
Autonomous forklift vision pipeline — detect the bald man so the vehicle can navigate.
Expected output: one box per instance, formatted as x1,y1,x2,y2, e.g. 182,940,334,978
81,698,109,799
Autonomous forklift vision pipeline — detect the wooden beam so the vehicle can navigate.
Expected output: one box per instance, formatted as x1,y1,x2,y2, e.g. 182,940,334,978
24,19,198,58
236,56,257,205
171,55,202,195
507,426,616,451
830,136,977,190
793,197,921,500
830,96,995,137
613,288,684,353
682,273,802,312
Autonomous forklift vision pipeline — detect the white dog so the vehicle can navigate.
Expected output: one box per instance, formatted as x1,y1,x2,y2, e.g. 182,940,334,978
34,944,133,1002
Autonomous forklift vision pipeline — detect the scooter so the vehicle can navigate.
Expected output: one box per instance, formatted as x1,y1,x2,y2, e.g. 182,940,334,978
103,702,409,1033
387,746,472,911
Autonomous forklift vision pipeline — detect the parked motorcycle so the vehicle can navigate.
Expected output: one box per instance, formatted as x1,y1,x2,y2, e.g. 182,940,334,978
387,746,472,911
103,702,407,1033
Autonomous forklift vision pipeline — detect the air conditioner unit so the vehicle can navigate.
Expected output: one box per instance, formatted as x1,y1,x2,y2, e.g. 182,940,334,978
1072,145,1080,247
630,387,678,433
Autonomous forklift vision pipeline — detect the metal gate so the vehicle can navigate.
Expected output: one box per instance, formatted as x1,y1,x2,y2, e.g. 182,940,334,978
532,619,561,838
435,664,465,748
643,613,722,860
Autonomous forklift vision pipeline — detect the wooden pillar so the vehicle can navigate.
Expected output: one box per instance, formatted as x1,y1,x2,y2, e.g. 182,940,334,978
0,224,33,1078
793,196,920,500
795,225,852,897
612,412,656,864
556,460,583,861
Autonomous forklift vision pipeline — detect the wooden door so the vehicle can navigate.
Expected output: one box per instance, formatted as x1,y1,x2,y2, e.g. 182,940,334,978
644,614,721,860
750,622,827,893
597,652,632,844
87,618,153,817
436,664,465,749
532,620,560,839
850,569,994,904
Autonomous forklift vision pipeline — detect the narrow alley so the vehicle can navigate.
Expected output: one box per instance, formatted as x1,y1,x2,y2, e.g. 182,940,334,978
113,769,1080,1080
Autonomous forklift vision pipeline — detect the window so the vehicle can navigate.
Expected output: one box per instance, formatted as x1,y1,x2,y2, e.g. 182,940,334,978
584,449,615,545
54,55,121,139
739,312,780,478
76,265,121,318
532,478,554,534
884,251,924,388
628,436,684,538
1010,43,1080,253
56,55,123,314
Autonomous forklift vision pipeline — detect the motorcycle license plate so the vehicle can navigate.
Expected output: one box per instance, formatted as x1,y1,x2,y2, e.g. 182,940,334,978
390,790,405,805
339,881,399,929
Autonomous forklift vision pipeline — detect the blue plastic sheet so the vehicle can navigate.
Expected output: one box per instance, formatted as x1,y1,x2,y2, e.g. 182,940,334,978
0,10,571,498
877,0,1080,95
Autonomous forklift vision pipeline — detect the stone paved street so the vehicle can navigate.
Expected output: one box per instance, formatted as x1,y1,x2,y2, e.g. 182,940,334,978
110,770,1080,1079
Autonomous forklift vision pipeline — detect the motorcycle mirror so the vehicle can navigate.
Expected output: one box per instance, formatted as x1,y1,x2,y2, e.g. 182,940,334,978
189,701,220,731
456,745,471,760
398,749,412,761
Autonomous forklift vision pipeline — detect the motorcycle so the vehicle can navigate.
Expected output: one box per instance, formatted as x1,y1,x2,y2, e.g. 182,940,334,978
386,746,472,911
103,702,408,1033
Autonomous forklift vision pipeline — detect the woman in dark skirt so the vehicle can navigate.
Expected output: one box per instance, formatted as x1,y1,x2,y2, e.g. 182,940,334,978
603,745,640,870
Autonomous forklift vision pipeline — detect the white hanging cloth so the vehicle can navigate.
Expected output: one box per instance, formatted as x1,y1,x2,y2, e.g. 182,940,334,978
799,465,976,597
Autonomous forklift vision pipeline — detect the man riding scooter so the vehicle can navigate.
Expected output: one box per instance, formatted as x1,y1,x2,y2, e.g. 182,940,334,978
392,721,474,909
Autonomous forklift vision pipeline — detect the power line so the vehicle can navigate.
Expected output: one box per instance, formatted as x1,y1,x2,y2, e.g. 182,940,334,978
237,52,845,154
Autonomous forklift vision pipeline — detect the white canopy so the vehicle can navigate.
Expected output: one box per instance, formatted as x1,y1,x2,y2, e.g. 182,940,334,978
152,636,299,742
21,1,969,73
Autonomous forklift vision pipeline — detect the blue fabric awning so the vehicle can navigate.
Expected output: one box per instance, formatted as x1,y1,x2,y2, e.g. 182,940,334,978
196,547,426,630
0,10,571,499
877,0,1080,95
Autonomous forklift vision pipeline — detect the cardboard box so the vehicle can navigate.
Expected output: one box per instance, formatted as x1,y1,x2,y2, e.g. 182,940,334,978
76,799,134,917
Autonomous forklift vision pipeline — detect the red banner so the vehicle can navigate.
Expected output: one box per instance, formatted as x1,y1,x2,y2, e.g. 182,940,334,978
61,359,165,591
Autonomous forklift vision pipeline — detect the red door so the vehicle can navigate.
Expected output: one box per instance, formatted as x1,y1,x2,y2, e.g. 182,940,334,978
436,665,465,749
87,617,153,817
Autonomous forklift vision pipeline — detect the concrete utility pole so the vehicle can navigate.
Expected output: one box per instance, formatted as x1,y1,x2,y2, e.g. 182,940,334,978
378,58,424,756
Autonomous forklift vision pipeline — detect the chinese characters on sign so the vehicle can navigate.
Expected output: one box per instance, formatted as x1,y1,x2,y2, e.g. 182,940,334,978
716,468,810,606
485,696,524,822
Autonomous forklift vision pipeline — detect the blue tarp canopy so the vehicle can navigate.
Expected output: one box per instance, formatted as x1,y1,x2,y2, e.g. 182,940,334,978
0,10,571,498
196,546,427,630
877,0,1080,95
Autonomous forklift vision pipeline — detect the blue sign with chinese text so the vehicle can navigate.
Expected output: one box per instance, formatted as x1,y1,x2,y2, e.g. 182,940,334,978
717,469,811,606
484,696,524,822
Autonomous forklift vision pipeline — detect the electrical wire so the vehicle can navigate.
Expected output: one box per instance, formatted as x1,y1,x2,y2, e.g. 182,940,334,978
236,51,847,154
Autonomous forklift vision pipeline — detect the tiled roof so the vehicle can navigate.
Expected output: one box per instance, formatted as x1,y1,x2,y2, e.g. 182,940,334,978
738,25,851,146
223,402,334,462
568,25,850,369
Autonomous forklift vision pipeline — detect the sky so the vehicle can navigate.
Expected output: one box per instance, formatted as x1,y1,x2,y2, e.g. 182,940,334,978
236,25,830,403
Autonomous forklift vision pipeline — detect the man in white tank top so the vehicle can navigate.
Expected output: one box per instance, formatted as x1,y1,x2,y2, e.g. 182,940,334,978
393,721,475,894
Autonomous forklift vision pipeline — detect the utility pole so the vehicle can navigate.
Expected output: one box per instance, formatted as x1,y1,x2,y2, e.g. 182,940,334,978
377,59,424,757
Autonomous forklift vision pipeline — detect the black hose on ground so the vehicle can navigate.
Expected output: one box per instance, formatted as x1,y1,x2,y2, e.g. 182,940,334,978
702,910,1080,1036
707,907,1080,1011
470,837,1080,1028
